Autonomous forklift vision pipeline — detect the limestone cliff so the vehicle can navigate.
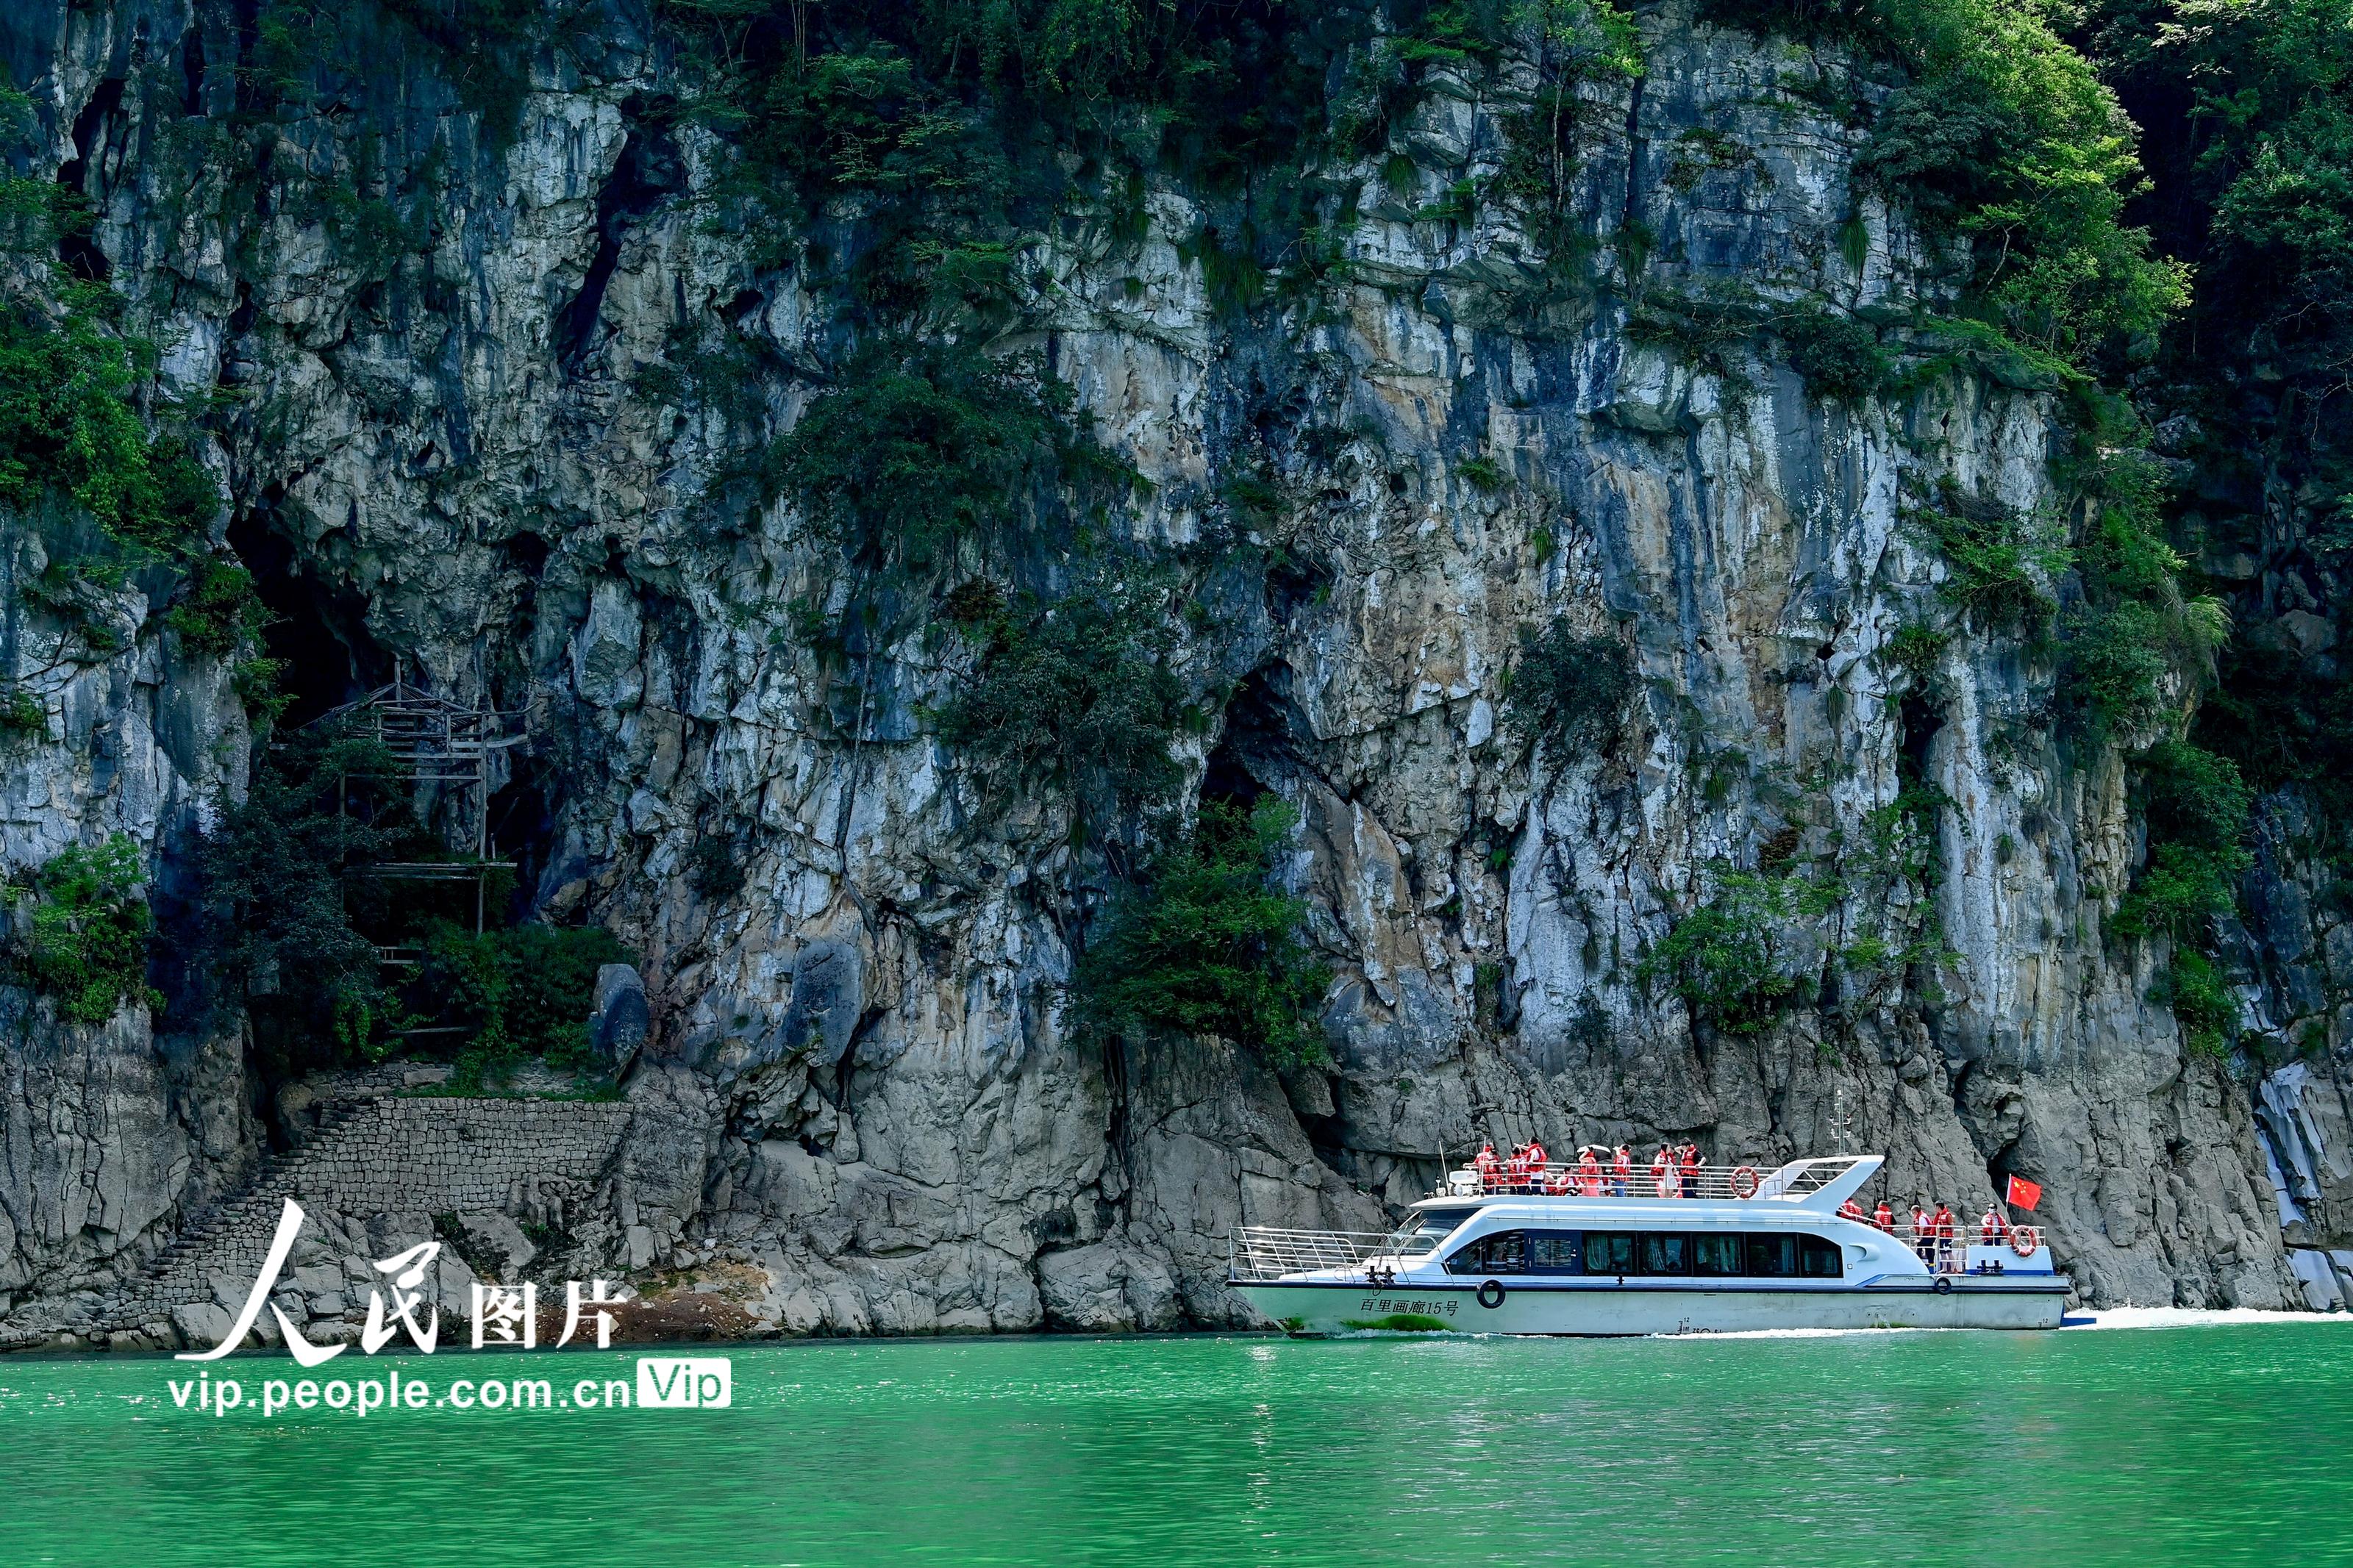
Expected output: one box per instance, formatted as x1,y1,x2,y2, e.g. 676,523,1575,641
0,0,2327,1346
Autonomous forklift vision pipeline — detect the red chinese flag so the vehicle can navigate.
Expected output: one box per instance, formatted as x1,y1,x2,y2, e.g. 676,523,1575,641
2005,1175,2043,1212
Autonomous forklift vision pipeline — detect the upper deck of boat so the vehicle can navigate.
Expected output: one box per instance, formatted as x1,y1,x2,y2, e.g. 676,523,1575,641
1418,1153,1875,1211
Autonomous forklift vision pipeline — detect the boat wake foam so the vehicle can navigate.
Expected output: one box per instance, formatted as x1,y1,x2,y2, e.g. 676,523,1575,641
2063,1306,2353,1331
1635,1306,2352,1340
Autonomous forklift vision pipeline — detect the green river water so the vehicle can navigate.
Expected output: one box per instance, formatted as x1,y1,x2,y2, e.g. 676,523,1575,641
1,1320,2347,1567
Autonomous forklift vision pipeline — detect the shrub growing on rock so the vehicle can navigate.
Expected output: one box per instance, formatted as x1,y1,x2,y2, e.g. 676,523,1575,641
765,338,1134,584
1641,870,1815,1035
1780,309,1892,402
15,834,157,1025
1905,482,2068,631
1070,799,1331,1070
0,297,214,556
2115,738,2254,1053
415,923,629,1084
936,584,1188,817
1504,619,1635,756
201,728,413,1068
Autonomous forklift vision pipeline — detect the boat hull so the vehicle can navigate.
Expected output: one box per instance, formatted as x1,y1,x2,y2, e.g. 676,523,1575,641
1236,1278,2068,1335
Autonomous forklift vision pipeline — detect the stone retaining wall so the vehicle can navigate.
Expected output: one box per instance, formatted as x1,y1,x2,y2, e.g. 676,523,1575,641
286,1096,634,1214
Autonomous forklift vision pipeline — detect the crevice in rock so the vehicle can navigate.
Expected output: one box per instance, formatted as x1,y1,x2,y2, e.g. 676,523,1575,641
1265,550,1331,626
179,24,207,117
552,118,682,373
56,76,126,282
1620,72,1647,235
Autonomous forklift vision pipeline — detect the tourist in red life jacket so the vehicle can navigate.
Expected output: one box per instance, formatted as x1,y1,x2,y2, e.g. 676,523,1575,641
1979,1205,2007,1245
1524,1138,1547,1185
1910,1203,1933,1263
1679,1143,1702,1198
1838,1198,1866,1224
1932,1203,1958,1271
1577,1147,1602,1196
1874,1200,1894,1232
1474,1142,1500,1192
1649,1146,1674,1198
1613,1145,1632,1196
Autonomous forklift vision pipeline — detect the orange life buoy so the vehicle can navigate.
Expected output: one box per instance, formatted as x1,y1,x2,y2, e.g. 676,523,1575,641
1729,1165,1759,1199
2011,1225,2038,1258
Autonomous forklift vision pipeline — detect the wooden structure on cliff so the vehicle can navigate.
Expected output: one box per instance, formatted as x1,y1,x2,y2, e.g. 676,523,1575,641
307,676,527,989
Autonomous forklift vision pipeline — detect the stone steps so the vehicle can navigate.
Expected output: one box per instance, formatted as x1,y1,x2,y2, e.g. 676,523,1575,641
89,1099,383,1331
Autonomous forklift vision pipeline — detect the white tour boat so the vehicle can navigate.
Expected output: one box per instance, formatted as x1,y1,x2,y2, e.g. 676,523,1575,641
1229,1154,2068,1335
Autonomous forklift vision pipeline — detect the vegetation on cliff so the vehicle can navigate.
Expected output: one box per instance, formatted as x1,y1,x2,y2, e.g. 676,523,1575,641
1070,800,1333,1070
9,835,158,1025
9,0,2344,1074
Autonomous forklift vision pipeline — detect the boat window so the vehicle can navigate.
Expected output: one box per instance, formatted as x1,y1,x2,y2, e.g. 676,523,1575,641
1799,1234,1843,1278
1527,1231,1583,1274
1747,1234,1799,1277
1445,1230,1528,1275
1692,1233,1743,1276
1585,1232,1637,1275
1382,1211,1465,1256
1641,1233,1692,1275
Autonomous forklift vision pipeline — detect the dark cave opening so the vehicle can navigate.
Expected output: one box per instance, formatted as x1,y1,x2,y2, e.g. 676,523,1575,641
1202,665,1304,812
1264,551,1332,625
500,529,551,579
1897,690,1943,792
486,770,560,918
228,509,391,726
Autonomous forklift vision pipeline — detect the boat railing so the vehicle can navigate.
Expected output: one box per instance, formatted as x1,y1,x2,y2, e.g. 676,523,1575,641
1229,1227,1393,1284
1435,1157,1871,1203
1886,1222,2044,1272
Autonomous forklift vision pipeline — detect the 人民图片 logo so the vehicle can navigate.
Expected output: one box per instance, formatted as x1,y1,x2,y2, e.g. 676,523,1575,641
178,1198,624,1364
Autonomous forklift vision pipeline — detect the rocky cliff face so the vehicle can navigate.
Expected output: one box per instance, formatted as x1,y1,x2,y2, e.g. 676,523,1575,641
0,0,2320,1340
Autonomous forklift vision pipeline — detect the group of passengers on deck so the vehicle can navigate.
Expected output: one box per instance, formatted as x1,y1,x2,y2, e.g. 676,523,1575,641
1468,1140,2023,1267
1470,1140,1707,1197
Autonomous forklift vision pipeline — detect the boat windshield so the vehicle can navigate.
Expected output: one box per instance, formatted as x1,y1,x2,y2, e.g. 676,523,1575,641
1379,1210,1465,1257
